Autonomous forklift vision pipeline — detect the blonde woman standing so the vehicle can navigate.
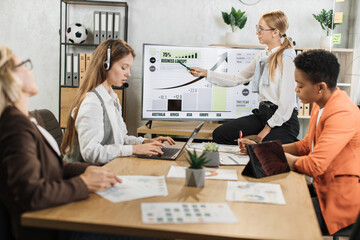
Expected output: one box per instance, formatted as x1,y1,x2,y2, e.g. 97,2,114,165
191,10,299,144
61,39,175,165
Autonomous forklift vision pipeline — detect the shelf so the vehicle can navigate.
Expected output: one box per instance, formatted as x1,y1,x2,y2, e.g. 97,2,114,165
298,116,311,119
63,0,128,7
337,83,351,87
210,44,354,53
61,43,98,47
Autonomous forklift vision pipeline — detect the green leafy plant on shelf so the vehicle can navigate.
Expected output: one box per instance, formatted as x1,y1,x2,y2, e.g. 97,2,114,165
312,9,344,36
186,149,209,169
204,142,219,152
222,7,247,32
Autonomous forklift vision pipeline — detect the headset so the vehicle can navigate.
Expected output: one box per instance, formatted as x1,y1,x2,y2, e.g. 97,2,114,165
104,41,113,71
103,40,129,88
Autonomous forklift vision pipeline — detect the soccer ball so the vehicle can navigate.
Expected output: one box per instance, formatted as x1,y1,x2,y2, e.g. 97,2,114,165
66,23,88,44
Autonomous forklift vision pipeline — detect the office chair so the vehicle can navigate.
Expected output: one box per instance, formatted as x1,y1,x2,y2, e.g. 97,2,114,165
30,109,63,148
0,201,14,240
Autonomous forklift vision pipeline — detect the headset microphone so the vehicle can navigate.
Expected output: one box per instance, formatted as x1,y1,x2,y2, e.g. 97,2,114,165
123,82,129,88
104,41,113,71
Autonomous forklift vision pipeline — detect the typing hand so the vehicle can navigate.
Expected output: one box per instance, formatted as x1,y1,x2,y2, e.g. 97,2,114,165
143,136,176,145
133,141,164,155
80,166,121,192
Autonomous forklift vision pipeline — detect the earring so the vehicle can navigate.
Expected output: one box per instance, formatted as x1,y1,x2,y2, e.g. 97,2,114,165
318,90,322,94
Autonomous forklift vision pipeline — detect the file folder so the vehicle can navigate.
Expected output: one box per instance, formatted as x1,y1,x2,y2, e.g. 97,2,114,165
65,53,73,86
93,11,100,44
79,53,86,86
107,12,114,39
298,102,304,116
303,103,310,116
73,54,79,87
100,11,107,43
85,53,93,70
114,12,121,39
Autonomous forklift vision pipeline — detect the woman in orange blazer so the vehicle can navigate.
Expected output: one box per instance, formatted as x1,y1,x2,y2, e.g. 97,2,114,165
239,49,360,236
283,49,360,235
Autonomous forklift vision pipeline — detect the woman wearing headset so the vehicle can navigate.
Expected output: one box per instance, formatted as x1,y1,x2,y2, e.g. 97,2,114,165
190,10,299,145
61,39,175,165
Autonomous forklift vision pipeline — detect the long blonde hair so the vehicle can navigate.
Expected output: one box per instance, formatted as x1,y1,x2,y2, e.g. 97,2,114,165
0,45,22,117
261,10,294,80
61,39,135,155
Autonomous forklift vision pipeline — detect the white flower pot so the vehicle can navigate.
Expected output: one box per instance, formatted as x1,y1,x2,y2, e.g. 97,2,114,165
203,152,220,167
320,36,333,49
185,168,205,187
225,32,240,45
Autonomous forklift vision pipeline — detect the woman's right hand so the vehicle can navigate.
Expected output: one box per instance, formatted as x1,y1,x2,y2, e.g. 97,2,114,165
238,139,257,154
133,141,165,156
80,166,121,192
189,67,208,77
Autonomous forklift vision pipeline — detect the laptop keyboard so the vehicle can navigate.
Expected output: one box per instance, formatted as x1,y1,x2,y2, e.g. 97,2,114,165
160,147,180,158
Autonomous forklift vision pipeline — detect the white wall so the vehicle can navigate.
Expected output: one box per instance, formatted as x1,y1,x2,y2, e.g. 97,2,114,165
1,0,356,135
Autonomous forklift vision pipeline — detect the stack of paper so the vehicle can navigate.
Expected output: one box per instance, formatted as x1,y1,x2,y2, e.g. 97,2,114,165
142,202,238,224
96,175,168,203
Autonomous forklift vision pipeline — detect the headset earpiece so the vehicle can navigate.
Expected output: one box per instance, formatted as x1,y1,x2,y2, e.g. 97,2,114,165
104,41,113,71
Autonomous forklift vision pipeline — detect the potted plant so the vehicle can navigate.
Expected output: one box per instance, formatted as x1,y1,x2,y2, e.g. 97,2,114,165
222,7,247,45
185,149,209,187
203,142,220,167
312,9,344,49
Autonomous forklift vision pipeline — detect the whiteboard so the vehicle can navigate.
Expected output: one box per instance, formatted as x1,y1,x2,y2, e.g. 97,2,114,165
141,44,261,121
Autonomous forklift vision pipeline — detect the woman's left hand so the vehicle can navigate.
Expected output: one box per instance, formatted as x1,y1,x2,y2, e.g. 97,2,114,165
143,136,176,145
257,124,271,143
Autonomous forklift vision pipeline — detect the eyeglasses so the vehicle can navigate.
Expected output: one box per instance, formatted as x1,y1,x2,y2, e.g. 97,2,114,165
256,25,275,34
14,59,33,70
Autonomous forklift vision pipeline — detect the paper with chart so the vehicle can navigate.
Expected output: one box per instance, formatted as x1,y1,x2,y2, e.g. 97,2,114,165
186,143,249,165
96,175,168,203
188,142,240,153
226,181,286,205
141,202,238,224
142,44,260,120
220,152,249,165
167,165,238,180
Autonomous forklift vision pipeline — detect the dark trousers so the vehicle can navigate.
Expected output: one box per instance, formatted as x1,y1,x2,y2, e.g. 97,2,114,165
213,102,300,144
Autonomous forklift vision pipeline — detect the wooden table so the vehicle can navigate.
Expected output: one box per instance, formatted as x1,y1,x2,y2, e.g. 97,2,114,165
137,121,221,139
21,147,322,240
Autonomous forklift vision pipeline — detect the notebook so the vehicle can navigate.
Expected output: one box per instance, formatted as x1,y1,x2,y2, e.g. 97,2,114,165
242,140,290,178
137,122,205,160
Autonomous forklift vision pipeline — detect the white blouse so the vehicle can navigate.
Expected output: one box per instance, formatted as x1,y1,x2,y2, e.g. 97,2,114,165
207,46,297,128
75,84,145,165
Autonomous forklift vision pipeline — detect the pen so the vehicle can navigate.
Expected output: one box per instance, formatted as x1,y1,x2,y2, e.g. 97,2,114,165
234,130,243,143
177,60,193,71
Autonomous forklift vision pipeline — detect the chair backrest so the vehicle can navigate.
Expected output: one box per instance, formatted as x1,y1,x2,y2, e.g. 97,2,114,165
0,201,14,240
350,211,360,240
30,109,63,148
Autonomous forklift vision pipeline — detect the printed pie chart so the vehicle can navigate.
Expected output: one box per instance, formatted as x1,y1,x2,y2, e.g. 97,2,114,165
205,170,218,177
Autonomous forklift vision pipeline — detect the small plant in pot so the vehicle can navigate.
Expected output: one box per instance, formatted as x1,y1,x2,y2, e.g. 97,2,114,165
203,142,220,167
312,9,344,49
185,149,209,187
222,7,247,45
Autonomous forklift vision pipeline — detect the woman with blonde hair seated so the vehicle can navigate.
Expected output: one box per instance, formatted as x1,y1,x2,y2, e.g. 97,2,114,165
0,45,121,239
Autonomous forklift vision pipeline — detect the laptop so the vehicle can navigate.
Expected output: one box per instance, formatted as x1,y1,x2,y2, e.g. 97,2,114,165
137,121,205,160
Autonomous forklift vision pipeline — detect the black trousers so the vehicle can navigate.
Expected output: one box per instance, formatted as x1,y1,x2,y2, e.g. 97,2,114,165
213,102,300,145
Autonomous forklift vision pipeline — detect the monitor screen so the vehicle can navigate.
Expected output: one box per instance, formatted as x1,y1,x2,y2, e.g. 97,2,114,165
142,44,260,121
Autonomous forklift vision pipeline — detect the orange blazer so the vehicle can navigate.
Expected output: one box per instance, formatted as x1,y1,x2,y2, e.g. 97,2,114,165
294,88,360,235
